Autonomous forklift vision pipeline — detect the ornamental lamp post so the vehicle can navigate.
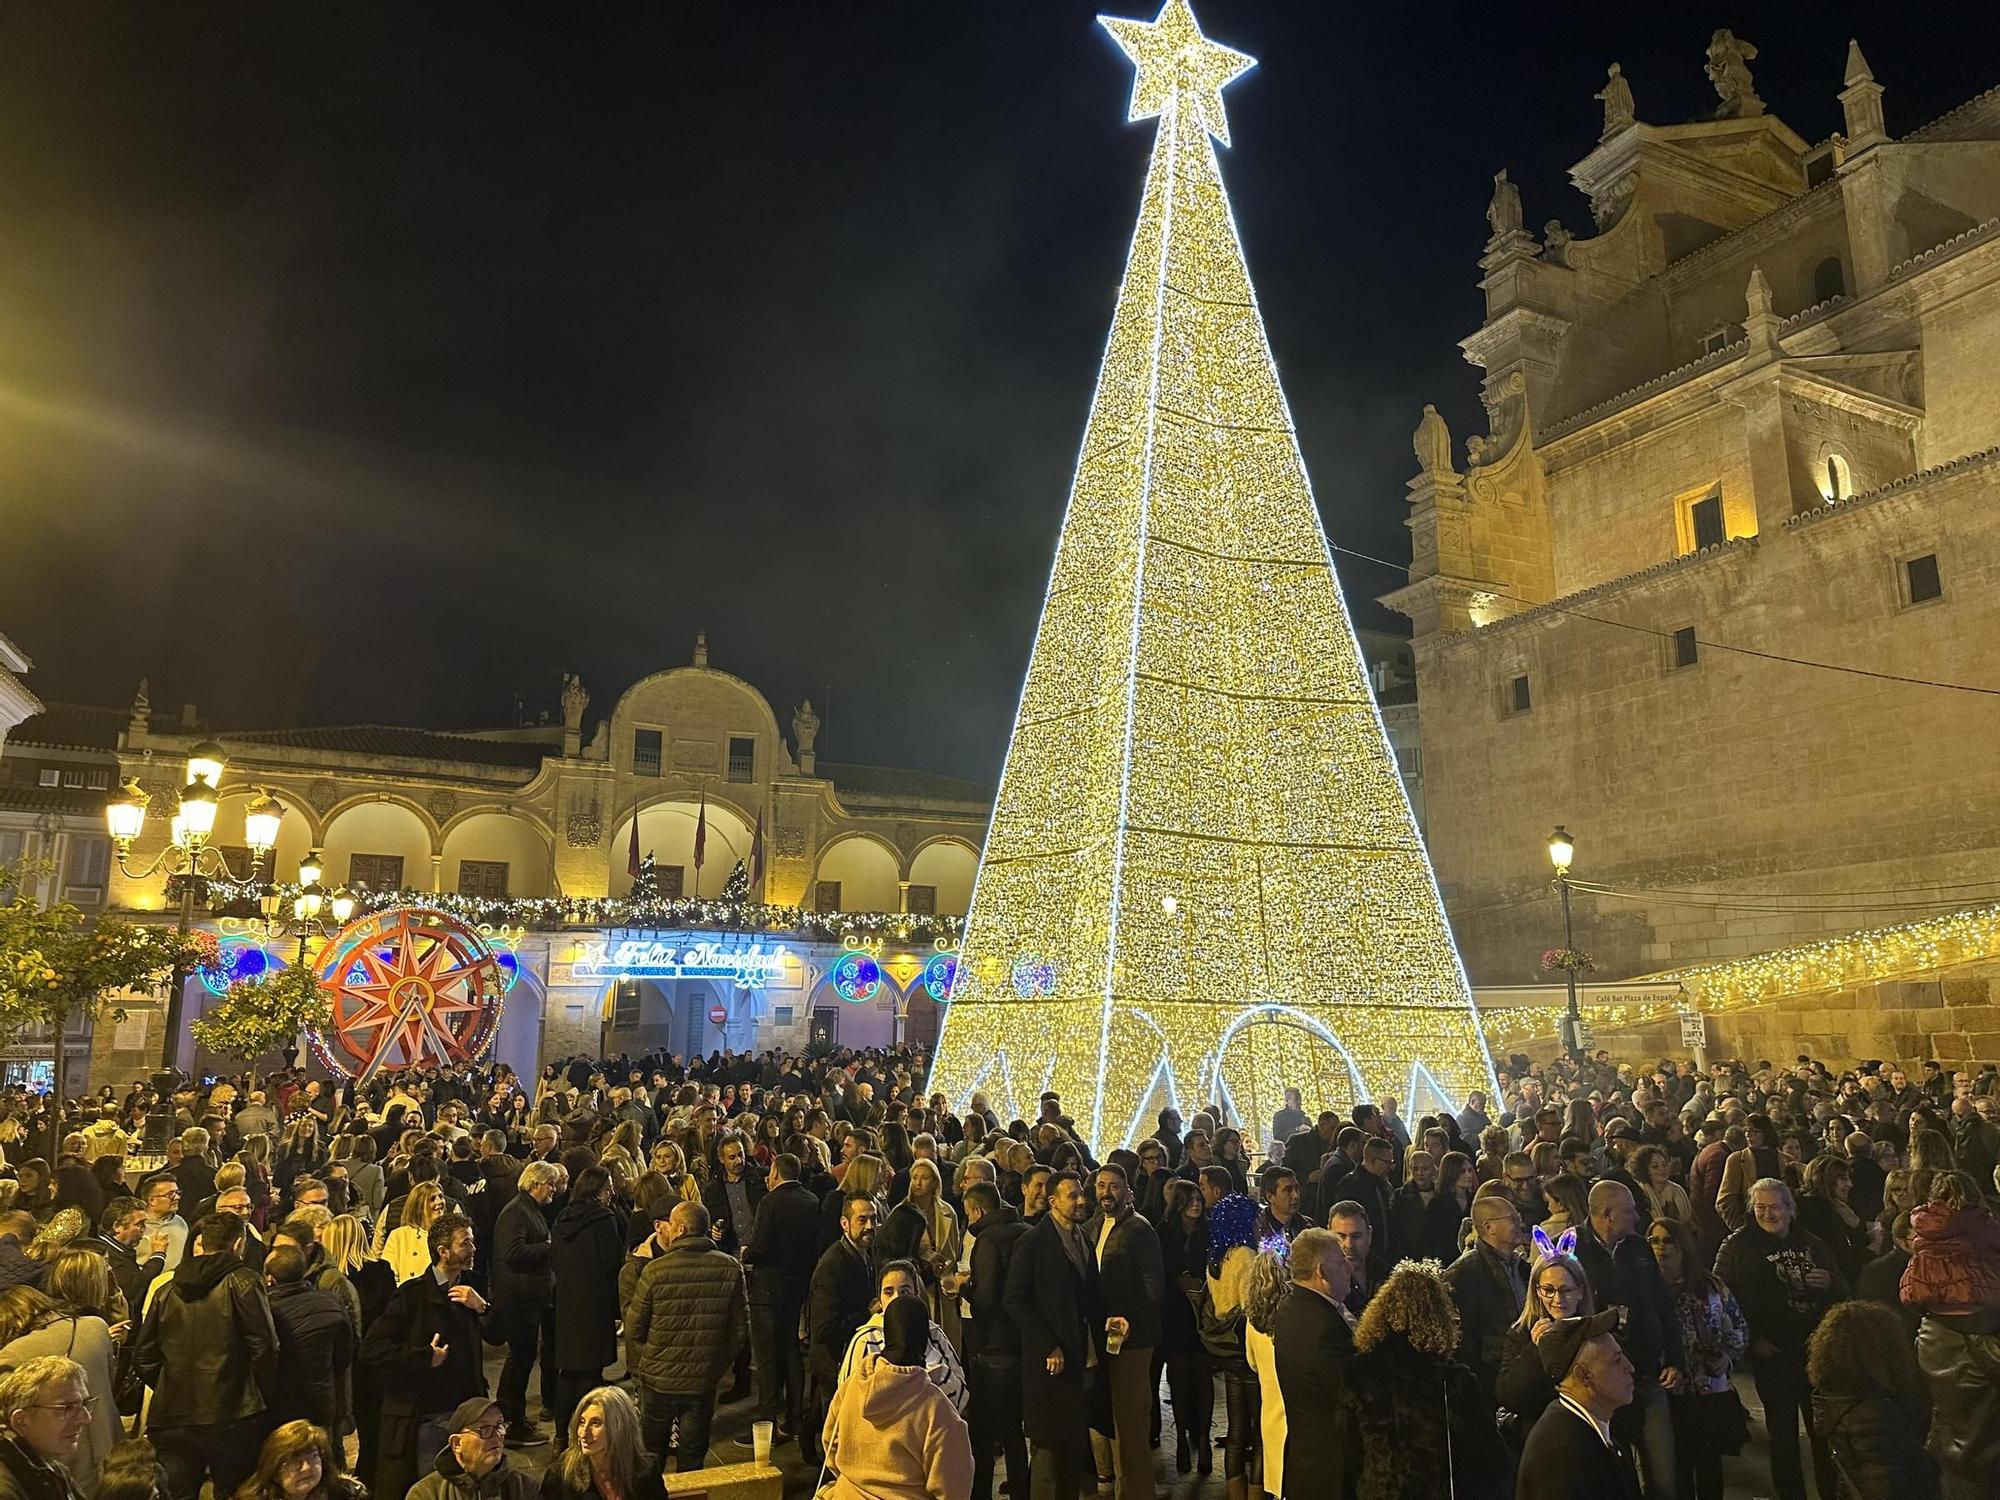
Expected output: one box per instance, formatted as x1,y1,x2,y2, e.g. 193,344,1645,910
105,747,280,1071
258,849,354,965
1547,825,1583,1063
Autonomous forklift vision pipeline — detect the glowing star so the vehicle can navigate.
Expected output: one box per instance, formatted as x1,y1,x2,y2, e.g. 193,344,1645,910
1099,0,1256,148
928,1,1498,1151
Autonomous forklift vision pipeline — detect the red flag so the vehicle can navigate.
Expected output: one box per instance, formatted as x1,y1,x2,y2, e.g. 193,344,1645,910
693,787,707,872
626,813,641,879
751,808,765,887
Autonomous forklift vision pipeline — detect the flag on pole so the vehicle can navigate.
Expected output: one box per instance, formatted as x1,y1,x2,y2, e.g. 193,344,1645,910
750,808,765,887
626,810,641,879
693,787,708,873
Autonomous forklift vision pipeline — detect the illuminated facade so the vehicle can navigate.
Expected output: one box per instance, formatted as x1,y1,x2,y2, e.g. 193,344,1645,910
928,0,1497,1151
1386,38,2000,1065
74,637,985,1079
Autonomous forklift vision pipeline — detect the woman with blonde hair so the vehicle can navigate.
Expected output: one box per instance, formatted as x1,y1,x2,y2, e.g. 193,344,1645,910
379,1180,445,1281
902,1158,963,1336
1341,1260,1506,1499
1240,1251,1290,1499
231,1419,362,1500
47,1246,127,1333
543,1384,664,1499
1495,1238,1596,1433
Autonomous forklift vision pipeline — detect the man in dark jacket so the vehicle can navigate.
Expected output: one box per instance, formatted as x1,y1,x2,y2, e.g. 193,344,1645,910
0,1214,45,1294
548,1167,625,1438
1003,1170,1101,1500
1271,1228,1355,1500
360,1211,500,1500
131,1212,279,1500
624,1202,748,1472
804,1191,877,1462
1335,1140,1396,1275
1573,1181,1685,1500
90,1198,161,1324
1440,1197,1525,1405
1087,1165,1163,1500
736,1153,819,1448
489,1161,559,1446
1714,1179,1845,1500
963,1183,1029,1500
264,1244,353,1433
404,1396,535,1500
1517,1312,1640,1500
700,1131,764,1402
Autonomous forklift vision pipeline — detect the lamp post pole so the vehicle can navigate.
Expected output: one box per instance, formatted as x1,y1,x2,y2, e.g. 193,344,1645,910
1548,826,1583,1063
158,872,204,1071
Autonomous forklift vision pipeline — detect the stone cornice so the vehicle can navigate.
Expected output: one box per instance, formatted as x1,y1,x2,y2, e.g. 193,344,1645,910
1539,338,1748,442
1885,216,2000,283
1904,82,2000,142
1784,443,2000,531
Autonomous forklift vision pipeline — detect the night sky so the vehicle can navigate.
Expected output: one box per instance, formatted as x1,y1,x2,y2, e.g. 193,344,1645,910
3,2,1994,782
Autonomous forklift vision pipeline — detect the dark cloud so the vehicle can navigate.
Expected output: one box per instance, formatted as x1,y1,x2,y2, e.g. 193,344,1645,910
2,2,1992,780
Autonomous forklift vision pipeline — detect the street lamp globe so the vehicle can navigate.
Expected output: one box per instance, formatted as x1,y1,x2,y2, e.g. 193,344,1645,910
105,779,150,845
178,778,219,842
297,850,325,889
1547,825,1575,876
185,741,227,791
329,886,356,924
243,791,284,855
297,883,326,923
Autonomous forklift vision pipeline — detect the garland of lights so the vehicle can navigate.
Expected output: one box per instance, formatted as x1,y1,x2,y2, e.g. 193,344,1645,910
197,875,964,944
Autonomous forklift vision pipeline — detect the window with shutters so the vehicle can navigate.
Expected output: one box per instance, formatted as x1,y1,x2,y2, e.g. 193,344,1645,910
905,884,937,915
816,880,842,912
348,853,405,890
1689,493,1726,551
1672,627,1699,670
458,860,510,899
657,864,685,899
1504,674,1532,716
1902,553,1943,606
62,836,109,904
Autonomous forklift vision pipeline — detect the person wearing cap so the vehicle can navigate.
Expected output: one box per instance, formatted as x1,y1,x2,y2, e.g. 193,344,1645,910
1599,1123,1646,1203
1516,1312,1639,1500
405,1398,533,1500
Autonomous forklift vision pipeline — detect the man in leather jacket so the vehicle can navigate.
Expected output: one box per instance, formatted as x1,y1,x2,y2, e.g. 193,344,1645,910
130,1212,279,1500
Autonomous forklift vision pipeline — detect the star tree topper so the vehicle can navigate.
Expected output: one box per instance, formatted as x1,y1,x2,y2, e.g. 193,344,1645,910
1099,0,1257,147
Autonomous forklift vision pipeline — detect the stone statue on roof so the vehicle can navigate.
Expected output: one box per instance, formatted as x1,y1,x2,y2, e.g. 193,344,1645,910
1486,170,1523,239
1543,220,1574,265
560,673,588,730
793,700,820,759
1413,405,1454,477
1706,30,1764,118
1596,63,1635,137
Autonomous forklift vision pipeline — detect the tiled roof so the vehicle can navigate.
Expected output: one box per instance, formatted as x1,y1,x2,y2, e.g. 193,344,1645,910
0,785,109,816
224,725,550,770
819,760,993,807
9,703,125,752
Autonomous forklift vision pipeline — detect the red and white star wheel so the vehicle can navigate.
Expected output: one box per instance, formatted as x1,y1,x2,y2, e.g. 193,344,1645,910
312,906,505,1081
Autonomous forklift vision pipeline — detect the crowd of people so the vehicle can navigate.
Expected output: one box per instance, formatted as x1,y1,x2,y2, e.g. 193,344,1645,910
0,1042,1989,1500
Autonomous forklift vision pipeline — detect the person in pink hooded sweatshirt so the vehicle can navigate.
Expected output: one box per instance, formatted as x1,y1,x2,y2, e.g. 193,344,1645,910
822,1296,972,1500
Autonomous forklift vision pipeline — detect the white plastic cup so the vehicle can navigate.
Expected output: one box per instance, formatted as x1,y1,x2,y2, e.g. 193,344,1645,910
1105,1320,1126,1356
751,1420,773,1463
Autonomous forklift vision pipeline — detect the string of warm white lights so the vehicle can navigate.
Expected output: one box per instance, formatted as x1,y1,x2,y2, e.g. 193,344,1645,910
927,0,1499,1150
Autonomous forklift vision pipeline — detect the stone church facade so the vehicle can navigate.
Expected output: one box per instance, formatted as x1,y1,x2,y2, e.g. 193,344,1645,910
1386,36,2000,1060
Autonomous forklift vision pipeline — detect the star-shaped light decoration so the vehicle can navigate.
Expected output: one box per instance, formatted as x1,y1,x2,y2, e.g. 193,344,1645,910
1099,0,1257,147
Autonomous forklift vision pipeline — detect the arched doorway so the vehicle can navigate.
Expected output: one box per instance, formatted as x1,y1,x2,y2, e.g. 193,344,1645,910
1209,1006,1368,1151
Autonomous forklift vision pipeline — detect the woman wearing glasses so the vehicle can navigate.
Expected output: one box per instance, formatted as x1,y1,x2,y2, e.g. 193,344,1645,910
231,1421,364,1500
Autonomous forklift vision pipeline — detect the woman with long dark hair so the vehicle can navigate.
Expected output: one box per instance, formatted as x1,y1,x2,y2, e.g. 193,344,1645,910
1808,1299,1940,1500
1648,1216,1748,1500
231,1421,362,1500
549,1165,627,1438
1158,1178,1212,1475
1422,1152,1475,1263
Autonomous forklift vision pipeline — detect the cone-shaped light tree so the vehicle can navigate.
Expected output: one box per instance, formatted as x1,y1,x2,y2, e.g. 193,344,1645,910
928,0,1499,1151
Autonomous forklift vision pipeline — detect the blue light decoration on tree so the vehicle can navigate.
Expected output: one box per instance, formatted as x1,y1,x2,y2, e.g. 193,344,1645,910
830,949,883,1004
198,938,274,997
921,951,959,1003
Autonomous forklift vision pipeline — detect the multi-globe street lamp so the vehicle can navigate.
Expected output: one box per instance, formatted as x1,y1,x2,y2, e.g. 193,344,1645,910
258,848,356,963
103,741,282,1067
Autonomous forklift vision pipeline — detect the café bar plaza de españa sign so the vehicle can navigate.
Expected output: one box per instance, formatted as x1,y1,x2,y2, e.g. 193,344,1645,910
562,930,791,991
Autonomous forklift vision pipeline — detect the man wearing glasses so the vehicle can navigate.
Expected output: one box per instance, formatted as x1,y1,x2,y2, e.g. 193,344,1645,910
139,1177,188,1272
0,1355,95,1500
405,1397,534,1500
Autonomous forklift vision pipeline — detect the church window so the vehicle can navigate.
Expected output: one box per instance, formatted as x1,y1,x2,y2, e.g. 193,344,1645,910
36,768,58,788
1904,553,1943,606
1506,675,1532,715
632,729,662,777
1812,256,1846,304
1700,325,1735,355
815,880,842,911
727,735,756,782
1672,627,1699,669
457,860,509,899
1823,454,1853,501
348,853,404,890
1690,494,1726,551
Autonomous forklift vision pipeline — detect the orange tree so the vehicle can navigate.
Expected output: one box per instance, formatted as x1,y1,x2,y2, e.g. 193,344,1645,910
192,960,333,1070
0,868,203,1100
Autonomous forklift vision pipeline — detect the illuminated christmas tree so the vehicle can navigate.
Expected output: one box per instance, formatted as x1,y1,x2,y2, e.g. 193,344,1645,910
929,0,1499,1150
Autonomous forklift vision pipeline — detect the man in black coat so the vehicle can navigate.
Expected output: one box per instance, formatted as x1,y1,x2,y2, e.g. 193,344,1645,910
130,1211,279,1500
490,1160,559,1445
1333,1140,1395,1276
737,1153,820,1447
1087,1165,1164,1500
1441,1197,1526,1406
263,1244,354,1434
1572,1181,1684,1500
1271,1228,1355,1500
1002,1169,1102,1500
963,1183,1030,1500
91,1197,163,1328
803,1191,877,1464
360,1211,502,1500
700,1130,766,1402
1516,1312,1640,1500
